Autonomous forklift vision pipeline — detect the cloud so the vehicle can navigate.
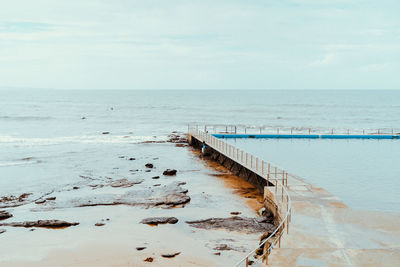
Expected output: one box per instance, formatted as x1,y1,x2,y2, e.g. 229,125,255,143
0,0,399,90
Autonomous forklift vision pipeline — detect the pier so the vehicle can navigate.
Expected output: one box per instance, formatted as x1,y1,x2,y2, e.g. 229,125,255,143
188,124,400,266
188,125,293,266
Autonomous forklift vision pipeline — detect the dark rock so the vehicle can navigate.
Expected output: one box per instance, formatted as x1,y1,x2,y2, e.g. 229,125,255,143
0,211,12,221
214,244,232,251
153,184,161,187
35,199,46,204
0,193,32,208
144,257,153,262
102,132,110,135
186,216,275,234
152,176,160,179
95,223,105,227
141,217,178,225
136,247,146,251
129,158,136,161
81,117,86,120
214,252,221,256
129,169,139,172
109,178,143,188
73,187,79,190
145,170,151,172
46,197,56,201
167,134,187,144
161,252,180,258
0,220,79,229
145,163,153,168
230,212,241,215
0,229,5,234
163,169,177,176
106,218,110,221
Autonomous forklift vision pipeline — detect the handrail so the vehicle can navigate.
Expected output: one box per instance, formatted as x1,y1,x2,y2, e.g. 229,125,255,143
188,125,292,266
190,124,400,136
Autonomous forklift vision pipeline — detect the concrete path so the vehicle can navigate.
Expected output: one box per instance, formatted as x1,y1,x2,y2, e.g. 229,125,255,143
268,175,400,267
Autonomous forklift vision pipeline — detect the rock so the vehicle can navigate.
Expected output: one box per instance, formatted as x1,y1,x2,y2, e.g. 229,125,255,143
186,216,275,234
230,212,241,215
129,169,139,172
152,176,160,179
161,252,180,258
144,257,153,262
35,199,46,204
153,184,161,187
72,187,79,190
145,163,153,168
0,211,13,221
141,217,178,225
46,197,56,201
129,158,136,161
95,223,105,227
102,132,110,135
163,169,177,176
214,252,221,256
109,178,143,188
136,247,146,251
145,170,151,172
81,117,86,120
0,229,5,234
0,193,32,208
214,244,232,251
167,134,187,144
59,181,190,208
0,220,79,229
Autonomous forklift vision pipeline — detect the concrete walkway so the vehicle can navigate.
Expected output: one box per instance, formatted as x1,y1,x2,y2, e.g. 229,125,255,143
268,175,400,266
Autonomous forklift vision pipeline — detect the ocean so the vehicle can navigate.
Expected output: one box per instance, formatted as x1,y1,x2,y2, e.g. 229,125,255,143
1,89,400,212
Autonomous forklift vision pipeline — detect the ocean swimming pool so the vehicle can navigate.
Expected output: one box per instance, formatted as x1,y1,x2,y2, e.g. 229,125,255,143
226,138,400,213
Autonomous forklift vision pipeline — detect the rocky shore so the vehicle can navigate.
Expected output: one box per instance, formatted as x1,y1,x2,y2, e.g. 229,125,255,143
0,132,274,267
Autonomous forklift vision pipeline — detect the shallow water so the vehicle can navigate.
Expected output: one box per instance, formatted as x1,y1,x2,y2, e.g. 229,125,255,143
226,138,400,213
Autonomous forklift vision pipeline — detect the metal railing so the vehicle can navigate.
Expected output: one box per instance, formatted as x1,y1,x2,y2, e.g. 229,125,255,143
188,126,292,266
193,124,400,136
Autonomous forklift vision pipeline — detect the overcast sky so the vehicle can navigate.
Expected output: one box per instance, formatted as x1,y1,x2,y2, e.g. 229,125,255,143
0,0,399,90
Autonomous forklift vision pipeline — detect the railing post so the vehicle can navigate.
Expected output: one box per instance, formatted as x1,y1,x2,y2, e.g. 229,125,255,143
262,160,264,175
286,172,288,186
256,158,258,172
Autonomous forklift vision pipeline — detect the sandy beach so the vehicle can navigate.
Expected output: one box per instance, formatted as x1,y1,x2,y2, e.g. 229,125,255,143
0,133,269,266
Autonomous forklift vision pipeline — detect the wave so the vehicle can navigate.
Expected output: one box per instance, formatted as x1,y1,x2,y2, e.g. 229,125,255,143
0,135,169,145
0,116,54,121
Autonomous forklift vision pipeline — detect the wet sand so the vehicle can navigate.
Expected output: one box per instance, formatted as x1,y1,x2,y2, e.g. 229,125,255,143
0,136,265,266
268,175,400,266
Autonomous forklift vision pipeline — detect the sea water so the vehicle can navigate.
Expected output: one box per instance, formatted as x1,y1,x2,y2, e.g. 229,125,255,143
226,138,400,213
1,89,399,212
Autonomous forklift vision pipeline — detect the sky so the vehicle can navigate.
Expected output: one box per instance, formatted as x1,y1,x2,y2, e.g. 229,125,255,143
0,0,399,90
